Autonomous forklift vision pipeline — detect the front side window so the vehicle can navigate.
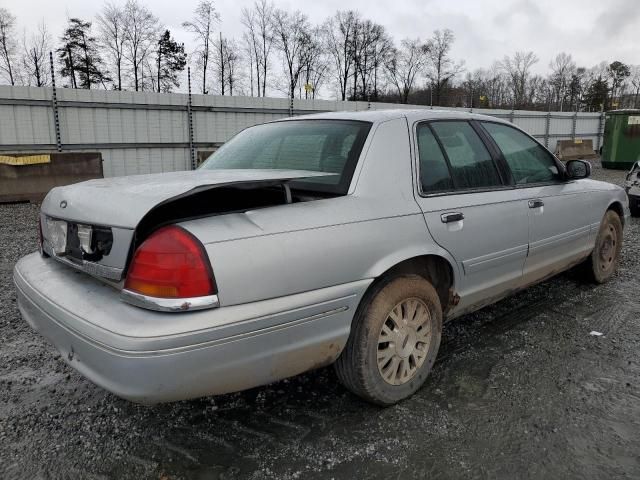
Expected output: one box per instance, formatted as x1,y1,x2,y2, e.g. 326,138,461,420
430,121,503,189
481,122,561,185
200,120,372,194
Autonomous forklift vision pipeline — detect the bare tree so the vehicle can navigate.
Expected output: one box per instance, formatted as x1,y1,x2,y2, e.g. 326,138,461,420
384,38,427,104
242,31,256,95
367,25,393,100
476,63,508,108
460,69,484,108
323,10,358,101
549,52,576,111
500,51,538,108
241,0,274,97
526,74,547,106
272,9,312,100
224,37,241,95
96,3,127,90
212,33,241,95
301,26,328,99
183,0,219,94
352,20,391,100
22,21,50,87
425,29,464,106
630,65,640,108
122,0,159,91
241,7,260,96
0,8,18,85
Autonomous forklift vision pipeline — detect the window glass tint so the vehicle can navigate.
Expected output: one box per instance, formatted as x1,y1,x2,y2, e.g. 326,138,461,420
416,124,453,193
430,121,502,189
201,120,371,194
482,122,560,185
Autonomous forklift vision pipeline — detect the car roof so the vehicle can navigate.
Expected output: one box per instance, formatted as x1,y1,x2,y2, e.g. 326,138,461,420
276,108,512,125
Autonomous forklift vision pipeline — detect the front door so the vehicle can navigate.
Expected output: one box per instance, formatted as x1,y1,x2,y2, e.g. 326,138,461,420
413,120,530,313
479,121,592,281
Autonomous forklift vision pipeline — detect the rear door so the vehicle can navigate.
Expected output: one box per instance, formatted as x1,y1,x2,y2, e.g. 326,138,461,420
412,120,530,311
479,121,593,281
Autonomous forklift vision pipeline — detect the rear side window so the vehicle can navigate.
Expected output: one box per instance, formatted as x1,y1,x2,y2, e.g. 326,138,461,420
481,122,561,185
430,121,502,189
416,124,454,193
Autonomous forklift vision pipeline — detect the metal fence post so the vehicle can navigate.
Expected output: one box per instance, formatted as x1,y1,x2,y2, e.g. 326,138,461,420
187,67,196,170
544,112,551,148
596,109,605,151
571,111,578,140
49,52,62,152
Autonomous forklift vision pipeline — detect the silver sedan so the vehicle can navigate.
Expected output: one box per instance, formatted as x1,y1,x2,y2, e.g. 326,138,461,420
14,109,629,405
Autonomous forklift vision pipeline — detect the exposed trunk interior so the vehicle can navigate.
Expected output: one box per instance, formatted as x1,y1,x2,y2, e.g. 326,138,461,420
135,183,338,247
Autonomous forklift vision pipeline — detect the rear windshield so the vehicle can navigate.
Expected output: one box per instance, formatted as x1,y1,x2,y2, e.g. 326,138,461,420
200,120,372,194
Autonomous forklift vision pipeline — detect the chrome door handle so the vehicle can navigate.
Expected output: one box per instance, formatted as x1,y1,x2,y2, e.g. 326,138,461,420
528,199,544,209
441,212,464,223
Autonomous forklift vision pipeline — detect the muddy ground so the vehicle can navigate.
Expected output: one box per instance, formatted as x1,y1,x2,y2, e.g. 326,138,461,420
1,164,639,480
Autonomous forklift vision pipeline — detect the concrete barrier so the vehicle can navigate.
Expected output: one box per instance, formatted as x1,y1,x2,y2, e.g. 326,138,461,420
0,152,103,203
554,139,598,161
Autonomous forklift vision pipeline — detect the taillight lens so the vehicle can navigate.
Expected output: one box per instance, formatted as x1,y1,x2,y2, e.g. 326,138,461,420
124,225,216,299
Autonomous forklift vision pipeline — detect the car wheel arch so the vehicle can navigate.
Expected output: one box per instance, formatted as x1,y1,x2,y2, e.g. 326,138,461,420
606,201,625,226
362,254,456,317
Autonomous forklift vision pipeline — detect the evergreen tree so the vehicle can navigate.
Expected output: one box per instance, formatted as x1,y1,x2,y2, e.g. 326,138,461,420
608,61,630,107
155,30,186,92
57,18,109,89
583,76,609,111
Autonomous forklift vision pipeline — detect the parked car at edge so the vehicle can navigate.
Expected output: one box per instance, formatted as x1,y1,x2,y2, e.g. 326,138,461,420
14,110,630,406
625,161,640,217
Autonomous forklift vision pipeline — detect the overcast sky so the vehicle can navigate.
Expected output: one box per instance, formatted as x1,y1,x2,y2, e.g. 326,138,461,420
5,0,640,79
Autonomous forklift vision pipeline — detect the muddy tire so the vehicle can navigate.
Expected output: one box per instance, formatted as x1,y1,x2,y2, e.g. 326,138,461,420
583,210,623,284
334,275,442,406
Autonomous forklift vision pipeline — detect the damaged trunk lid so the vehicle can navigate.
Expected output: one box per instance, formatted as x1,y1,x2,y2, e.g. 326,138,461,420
40,169,330,282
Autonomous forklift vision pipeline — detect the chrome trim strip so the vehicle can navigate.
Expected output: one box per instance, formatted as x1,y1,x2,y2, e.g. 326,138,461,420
43,241,124,281
120,289,220,312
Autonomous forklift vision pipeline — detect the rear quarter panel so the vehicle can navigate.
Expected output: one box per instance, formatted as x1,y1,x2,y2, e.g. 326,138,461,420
181,117,458,307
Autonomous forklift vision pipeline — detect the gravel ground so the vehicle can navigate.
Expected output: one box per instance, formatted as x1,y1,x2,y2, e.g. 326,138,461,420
1,163,639,480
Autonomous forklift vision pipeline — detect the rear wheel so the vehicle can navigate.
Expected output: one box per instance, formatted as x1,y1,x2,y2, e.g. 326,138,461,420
334,275,442,406
583,210,623,283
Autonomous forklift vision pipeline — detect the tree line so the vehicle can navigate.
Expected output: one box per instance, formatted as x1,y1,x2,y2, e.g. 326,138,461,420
0,1,638,111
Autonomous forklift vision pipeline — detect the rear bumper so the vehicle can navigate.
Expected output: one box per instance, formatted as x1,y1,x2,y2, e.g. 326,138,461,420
14,253,368,404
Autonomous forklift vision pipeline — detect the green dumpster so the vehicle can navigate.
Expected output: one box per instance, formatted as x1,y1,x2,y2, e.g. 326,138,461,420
601,109,640,169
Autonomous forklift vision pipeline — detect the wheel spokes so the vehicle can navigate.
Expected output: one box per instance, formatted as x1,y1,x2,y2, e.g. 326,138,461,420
376,298,433,386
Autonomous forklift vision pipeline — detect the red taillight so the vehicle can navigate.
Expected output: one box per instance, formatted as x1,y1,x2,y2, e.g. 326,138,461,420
124,225,216,299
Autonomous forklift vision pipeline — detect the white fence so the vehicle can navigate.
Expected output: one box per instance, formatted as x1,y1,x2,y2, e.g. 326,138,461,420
0,85,604,178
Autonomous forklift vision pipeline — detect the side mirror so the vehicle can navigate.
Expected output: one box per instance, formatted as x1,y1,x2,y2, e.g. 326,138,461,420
566,159,591,179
